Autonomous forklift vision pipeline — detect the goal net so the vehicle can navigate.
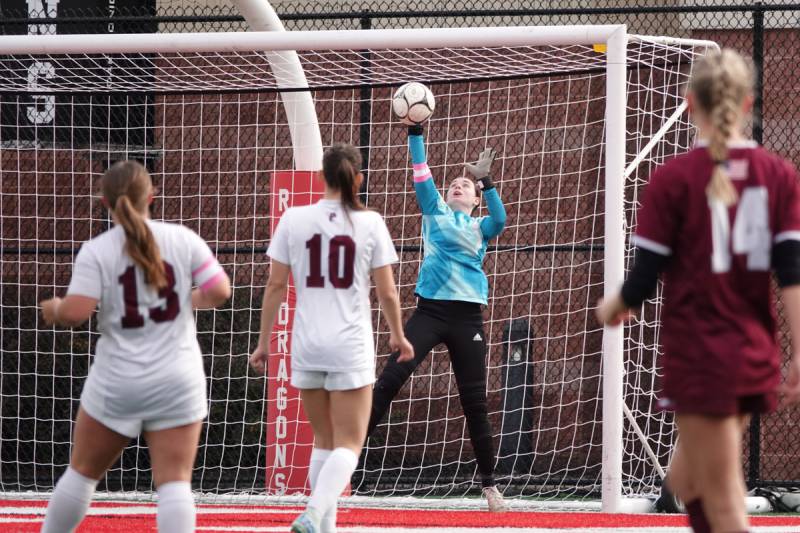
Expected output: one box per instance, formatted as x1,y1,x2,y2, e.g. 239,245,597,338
0,26,714,509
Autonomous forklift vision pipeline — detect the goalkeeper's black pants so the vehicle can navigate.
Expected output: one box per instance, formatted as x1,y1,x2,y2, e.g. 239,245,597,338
367,296,497,488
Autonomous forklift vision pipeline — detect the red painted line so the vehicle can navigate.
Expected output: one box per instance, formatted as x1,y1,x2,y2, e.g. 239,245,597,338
106,510,800,529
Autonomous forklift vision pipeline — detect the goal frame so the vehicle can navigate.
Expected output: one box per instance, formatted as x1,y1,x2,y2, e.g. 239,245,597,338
0,24,715,513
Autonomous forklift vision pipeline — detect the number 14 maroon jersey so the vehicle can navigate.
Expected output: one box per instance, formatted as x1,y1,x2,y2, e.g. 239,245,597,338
632,141,800,406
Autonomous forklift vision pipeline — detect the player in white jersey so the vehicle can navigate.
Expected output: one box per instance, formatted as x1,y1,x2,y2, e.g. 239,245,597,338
250,144,413,533
39,160,231,533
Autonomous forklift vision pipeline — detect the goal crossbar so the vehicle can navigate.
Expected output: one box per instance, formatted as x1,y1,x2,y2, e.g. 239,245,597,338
0,25,626,55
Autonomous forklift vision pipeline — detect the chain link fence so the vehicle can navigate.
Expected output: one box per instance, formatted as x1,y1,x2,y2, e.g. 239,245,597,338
2,1,800,495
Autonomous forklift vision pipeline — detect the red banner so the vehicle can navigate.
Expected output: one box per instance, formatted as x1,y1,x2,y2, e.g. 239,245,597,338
265,171,324,494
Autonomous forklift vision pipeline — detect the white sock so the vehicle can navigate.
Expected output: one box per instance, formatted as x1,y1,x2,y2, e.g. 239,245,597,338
41,466,98,533
157,481,195,533
309,448,332,488
309,448,337,533
307,447,357,521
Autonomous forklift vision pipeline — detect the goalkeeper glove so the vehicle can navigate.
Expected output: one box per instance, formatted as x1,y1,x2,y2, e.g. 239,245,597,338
465,148,496,191
408,124,424,136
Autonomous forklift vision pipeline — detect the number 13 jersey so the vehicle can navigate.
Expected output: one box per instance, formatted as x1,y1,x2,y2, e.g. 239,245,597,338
267,199,398,373
66,220,224,424
633,141,800,399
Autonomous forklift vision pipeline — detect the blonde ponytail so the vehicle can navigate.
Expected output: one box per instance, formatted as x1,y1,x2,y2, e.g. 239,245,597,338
102,160,167,290
689,49,753,207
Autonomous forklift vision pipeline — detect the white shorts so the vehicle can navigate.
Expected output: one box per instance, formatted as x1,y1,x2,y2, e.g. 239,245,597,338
291,369,375,391
80,366,208,439
81,401,207,439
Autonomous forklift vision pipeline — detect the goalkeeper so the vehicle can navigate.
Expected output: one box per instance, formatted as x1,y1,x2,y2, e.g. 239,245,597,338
367,124,508,512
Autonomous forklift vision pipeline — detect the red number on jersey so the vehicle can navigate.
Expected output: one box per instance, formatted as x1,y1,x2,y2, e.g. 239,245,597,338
118,262,180,328
305,234,356,289
305,234,325,288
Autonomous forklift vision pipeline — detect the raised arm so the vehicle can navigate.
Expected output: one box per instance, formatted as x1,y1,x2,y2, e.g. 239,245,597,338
481,188,507,239
409,125,446,215
465,148,507,239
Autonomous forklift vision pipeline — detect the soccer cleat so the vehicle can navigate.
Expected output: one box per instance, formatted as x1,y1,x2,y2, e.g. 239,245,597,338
290,510,321,533
655,483,683,513
320,509,337,533
482,485,507,512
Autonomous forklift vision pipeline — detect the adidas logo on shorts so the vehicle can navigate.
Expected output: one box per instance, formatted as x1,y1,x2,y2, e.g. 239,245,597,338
472,333,482,341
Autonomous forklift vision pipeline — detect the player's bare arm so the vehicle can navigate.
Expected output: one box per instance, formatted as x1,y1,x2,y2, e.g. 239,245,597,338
40,295,98,328
192,274,232,310
372,265,413,363
250,259,290,375
779,286,800,404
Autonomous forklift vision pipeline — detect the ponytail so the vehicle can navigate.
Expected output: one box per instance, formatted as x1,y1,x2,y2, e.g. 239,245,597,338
689,49,753,207
322,143,366,214
102,160,167,290
338,155,365,212
115,195,167,290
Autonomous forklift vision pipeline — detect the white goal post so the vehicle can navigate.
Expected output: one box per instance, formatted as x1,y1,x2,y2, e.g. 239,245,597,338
0,25,716,513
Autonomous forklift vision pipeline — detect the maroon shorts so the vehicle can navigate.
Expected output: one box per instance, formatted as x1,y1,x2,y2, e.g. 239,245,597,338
657,391,778,417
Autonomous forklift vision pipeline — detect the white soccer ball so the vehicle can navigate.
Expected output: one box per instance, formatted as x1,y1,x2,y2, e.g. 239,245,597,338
392,82,435,126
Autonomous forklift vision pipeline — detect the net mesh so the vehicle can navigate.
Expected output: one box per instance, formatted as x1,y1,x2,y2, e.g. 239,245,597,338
3,45,614,94
0,34,710,502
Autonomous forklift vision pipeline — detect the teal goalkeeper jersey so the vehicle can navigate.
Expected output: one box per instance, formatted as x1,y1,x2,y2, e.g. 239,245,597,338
409,133,507,305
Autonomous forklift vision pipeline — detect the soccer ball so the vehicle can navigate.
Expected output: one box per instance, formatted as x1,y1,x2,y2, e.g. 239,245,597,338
392,82,435,126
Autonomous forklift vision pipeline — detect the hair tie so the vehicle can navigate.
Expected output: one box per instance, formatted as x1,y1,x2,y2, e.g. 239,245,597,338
714,159,727,166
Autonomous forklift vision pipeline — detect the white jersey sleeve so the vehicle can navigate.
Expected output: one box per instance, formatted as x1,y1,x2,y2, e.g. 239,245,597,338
371,215,399,269
187,230,225,290
267,209,292,265
67,243,102,299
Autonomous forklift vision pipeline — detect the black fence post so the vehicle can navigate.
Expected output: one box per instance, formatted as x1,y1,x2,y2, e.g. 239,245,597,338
747,1,765,489
359,14,372,206
752,3,765,147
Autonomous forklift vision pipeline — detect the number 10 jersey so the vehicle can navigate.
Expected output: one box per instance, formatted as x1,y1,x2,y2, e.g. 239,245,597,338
267,199,398,373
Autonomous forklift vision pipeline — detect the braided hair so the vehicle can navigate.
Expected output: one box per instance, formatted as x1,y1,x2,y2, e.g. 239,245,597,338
689,49,754,206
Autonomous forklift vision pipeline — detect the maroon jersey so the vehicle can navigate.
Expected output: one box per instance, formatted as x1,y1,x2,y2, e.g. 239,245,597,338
633,141,800,414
